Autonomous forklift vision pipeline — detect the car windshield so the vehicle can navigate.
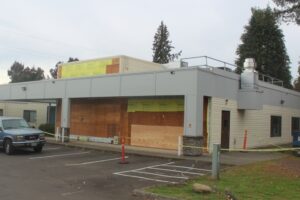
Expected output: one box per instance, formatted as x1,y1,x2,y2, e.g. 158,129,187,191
2,119,30,130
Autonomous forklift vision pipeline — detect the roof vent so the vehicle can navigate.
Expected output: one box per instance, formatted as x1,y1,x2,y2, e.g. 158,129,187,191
243,58,256,72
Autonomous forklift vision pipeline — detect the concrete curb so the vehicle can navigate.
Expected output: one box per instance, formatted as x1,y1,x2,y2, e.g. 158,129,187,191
133,188,180,200
46,138,212,162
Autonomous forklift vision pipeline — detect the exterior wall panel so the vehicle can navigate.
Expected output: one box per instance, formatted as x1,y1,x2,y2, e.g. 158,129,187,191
120,74,156,96
91,76,121,97
209,97,299,152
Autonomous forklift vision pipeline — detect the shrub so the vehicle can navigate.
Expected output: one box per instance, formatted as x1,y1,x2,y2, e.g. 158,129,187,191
38,123,55,136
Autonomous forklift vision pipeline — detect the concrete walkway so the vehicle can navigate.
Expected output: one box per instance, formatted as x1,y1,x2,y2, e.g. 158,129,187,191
46,137,287,166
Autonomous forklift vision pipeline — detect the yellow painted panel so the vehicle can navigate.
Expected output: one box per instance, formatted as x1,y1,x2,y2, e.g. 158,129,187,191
61,59,113,78
128,98,184,112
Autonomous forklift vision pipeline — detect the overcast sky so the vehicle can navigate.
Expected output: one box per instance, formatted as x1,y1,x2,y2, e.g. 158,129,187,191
0,0,299,84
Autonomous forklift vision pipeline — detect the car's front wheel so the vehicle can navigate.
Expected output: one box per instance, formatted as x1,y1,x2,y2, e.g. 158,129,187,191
33,145,43,153
4,139,14,155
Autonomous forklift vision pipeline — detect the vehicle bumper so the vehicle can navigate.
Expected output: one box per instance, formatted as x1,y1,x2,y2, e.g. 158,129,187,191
12,140,46,147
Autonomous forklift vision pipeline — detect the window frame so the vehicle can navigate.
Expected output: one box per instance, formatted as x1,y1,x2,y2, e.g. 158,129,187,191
291,117,300,132
270,115,282,137
23,110,37,123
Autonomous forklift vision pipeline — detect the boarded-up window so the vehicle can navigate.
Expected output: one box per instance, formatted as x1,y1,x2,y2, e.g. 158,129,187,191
271,116,281,137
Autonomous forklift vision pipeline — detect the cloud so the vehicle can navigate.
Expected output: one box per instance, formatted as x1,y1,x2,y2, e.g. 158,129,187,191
0,0,299,84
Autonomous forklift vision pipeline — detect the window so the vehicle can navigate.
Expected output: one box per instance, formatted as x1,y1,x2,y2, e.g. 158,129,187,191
270,116,282,137
292,117,300,132
0,109,3,116
23,110,37,123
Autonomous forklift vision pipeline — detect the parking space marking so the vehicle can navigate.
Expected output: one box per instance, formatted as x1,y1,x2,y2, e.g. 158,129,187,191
29,151,90,160
65,156,129,166
164,164,212,172
148,167,205,175
43,147,61,151
61,190,84,196
114,172,177,184
132,170,188,179
113,162,208,184
114,162,175,174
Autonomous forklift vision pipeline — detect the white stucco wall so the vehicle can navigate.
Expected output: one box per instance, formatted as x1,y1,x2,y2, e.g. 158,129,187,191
0,101,48,128
208,97,299,152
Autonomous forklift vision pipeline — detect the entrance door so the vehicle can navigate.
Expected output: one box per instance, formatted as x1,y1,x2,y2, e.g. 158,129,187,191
221,111,230,149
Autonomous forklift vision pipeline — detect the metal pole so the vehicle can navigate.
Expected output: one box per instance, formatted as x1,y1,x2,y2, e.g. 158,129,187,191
61,128,65,143
212,144,220,180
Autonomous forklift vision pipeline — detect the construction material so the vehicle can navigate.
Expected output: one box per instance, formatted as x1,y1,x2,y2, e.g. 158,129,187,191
119,137,129,164
131,125,183,150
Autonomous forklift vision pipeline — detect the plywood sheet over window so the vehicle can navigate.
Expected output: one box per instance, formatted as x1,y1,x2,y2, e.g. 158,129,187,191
131,125,183,150
70,99,124,138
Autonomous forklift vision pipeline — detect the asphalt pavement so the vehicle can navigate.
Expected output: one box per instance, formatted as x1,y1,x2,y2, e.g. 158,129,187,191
0,143,212,200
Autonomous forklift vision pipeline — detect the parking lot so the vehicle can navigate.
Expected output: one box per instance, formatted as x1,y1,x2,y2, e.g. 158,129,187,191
0,143,212,200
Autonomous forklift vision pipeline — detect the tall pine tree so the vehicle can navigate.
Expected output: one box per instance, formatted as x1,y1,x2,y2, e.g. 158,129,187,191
235,7,292,88
152,21,181,64
294,60,300,91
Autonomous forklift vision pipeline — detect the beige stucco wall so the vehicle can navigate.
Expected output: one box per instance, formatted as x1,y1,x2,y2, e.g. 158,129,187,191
120,56,165,73
208,97,299,152
0,101,48,128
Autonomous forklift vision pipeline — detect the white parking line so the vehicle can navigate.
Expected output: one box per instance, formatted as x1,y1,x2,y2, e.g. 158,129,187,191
65,156,129,166
163,164,212,172
148,167,205,175
43,147,61,151
114,162,175,174
114,172,177,184
132,170,188,179
29,151,90,160
61,190,84,196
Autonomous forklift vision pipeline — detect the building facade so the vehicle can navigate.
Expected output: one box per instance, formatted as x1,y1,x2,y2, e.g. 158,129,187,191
0,101,49,128
0,55,299,155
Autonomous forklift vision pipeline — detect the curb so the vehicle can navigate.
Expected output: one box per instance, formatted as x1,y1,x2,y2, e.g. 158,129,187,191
46,139,212,163
133,188,180,200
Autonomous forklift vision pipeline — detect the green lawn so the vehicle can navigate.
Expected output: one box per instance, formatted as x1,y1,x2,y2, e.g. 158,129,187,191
148,156,300,200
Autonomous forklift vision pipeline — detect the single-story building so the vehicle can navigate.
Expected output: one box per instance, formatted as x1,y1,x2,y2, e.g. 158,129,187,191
0,100,52,127
0,55,299,155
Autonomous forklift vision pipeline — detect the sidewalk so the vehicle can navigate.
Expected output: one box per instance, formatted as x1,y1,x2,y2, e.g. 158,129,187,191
46,137,287,166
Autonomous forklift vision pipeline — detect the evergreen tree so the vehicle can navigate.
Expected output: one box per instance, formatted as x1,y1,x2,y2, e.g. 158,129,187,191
8,61,45,83
272,0,300,25
235,7,292,88
152,21,181,64
294,60,300,91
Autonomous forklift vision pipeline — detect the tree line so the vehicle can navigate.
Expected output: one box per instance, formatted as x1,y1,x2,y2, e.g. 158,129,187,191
6,0,300,90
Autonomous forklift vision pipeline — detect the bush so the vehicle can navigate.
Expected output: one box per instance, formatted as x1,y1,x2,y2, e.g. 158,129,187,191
38,123,55,136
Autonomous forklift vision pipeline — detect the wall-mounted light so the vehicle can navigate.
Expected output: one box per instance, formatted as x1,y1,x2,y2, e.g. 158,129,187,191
21,86,27,91
280,100,285,105
225,99,229,105
170,71,175,75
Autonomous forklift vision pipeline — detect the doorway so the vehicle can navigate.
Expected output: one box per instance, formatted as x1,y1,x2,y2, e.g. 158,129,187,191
221,110,230,149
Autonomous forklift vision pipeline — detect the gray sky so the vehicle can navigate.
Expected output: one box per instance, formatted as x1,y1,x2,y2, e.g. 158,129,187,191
0,0,299,84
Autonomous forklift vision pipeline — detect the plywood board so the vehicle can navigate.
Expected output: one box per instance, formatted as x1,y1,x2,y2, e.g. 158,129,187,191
131,124,183,150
